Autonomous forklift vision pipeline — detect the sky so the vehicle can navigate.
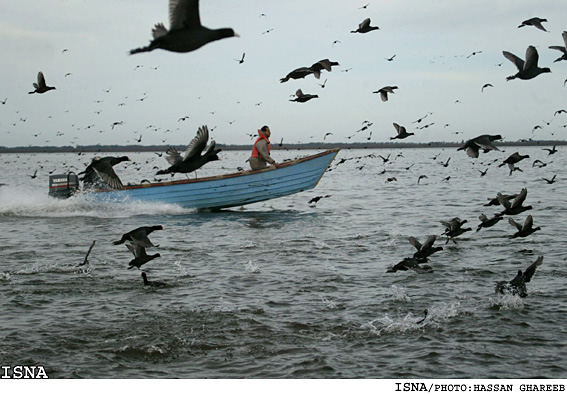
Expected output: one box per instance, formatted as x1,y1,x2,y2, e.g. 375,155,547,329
1,0,567,148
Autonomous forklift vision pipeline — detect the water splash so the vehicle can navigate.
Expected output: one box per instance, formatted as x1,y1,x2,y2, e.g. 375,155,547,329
489,294,525,310
0,185,194,218
389,285,412,302
246,260,260,273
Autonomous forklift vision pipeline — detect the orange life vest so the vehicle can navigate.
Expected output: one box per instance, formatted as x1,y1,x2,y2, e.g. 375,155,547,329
251,130,270,158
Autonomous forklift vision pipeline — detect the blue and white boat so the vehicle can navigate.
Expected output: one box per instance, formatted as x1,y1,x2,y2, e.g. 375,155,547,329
75,148,339,210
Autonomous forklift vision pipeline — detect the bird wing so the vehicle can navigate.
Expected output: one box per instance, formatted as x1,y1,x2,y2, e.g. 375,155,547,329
408,236,422,251
78,240,96,266
549,45,567,54
523,256,543,283
563,31,567,49
421,235,437,251
508,217,523,231
511,188,527,208
129,229,155,248
359,18,371,29
295,89,304,97
380,90,388,102
523,45,539,71
92,160,124,190
152,23,169,39
523,214,534,230
37,71,46,88
169,0,201,31
502,51,524,71
497,193,511,209
184,125,209,161
126,242,142,258
165,147,183,165
203,139,218,156
474,135,500,151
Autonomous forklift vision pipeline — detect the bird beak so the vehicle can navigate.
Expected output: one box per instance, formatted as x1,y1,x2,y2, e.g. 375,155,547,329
234,33,240,38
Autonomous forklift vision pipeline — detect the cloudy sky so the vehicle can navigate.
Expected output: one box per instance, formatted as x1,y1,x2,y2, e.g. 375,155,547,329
1,0,566,148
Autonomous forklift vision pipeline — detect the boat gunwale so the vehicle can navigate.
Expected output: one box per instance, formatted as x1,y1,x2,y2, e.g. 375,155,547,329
92,148,340,193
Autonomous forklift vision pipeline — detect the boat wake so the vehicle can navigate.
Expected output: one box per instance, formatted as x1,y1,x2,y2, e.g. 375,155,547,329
0,185,194,218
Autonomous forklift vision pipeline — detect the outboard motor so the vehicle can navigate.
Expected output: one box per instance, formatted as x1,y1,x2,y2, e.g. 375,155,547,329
48,173,80,199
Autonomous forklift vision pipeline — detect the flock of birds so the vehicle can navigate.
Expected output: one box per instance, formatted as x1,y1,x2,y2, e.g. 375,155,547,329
4,1,565,294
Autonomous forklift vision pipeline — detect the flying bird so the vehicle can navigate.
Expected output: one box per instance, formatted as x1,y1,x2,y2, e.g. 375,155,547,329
508,215,541,238
351,18,379,33
409,235,443,261
290,89,318,103
156,125,221,175
113,225,163,247
373,86,398,102
481,83,493,92
495,256,543,298
129,0,239,55
280,67,314,83
518,17,548,32
79,156,130,190
457,134,502,158
234,52,245,64
502,46,551,81
498,152,530,169
476,214,502,232
549,31,567,62
28,72,56,94
390,123,414,140
542,145,558,155
542,175,557,184
126,243,161,270
385,55,396,61
497,188,532,216
310,59,339,78
386,257,432,273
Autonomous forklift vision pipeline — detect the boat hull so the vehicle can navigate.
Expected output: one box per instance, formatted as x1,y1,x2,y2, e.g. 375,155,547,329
84,149,339,209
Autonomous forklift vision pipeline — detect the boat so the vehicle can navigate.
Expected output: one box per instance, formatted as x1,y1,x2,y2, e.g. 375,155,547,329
51,148,339,210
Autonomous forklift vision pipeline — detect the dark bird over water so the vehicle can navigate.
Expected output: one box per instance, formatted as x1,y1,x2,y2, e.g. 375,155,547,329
495,256,543,298
542,145,558,155
498,152,529,168
390,123,414,140
387,257,431,273
308,194,331,205
457,134,502,158
503,46,551,81
156,125,221,175
409,235,443,260
141,272,168,288
497,188,532,216
127,243,161,270
28,72,56,94
542,175,557,184
290,89,318,103
476,214,502,232
518,17,548,32
549,32,567,62
351,18,379,33
113,225,163,247
129,0,239,55
508,215,541,238
373,86,398,102
80,156,130,190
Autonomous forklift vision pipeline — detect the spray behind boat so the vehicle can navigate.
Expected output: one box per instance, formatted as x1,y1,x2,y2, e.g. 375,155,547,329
48,173,80,199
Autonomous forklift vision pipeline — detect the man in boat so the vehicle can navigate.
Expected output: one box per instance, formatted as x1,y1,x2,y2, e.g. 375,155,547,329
248,125,277,170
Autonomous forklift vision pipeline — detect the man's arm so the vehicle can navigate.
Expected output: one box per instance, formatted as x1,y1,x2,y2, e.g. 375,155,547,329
256,140,276,164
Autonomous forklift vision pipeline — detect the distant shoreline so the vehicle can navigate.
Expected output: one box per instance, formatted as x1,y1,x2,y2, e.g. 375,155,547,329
0,140,564,153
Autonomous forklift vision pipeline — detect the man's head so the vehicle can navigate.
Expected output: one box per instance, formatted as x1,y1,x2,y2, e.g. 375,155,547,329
260,125,271,138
